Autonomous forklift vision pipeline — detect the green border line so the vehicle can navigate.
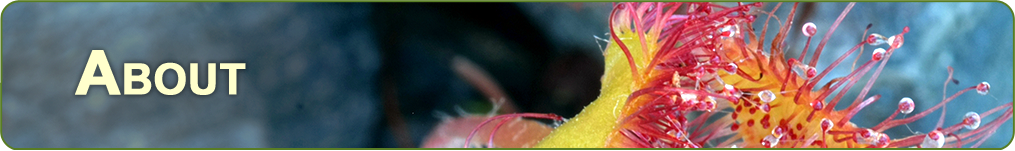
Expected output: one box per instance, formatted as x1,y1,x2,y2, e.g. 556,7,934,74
0,0,1012,150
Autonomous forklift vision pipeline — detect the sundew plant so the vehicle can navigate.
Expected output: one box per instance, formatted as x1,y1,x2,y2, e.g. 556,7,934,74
438,2,1014,148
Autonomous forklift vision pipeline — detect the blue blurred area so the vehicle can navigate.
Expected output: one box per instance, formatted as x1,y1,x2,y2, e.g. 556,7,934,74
1,2,1011,148
3,3,381,147
2,2,610,148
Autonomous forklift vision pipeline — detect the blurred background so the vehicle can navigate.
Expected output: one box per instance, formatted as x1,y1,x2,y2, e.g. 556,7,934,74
1,2,1011,148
